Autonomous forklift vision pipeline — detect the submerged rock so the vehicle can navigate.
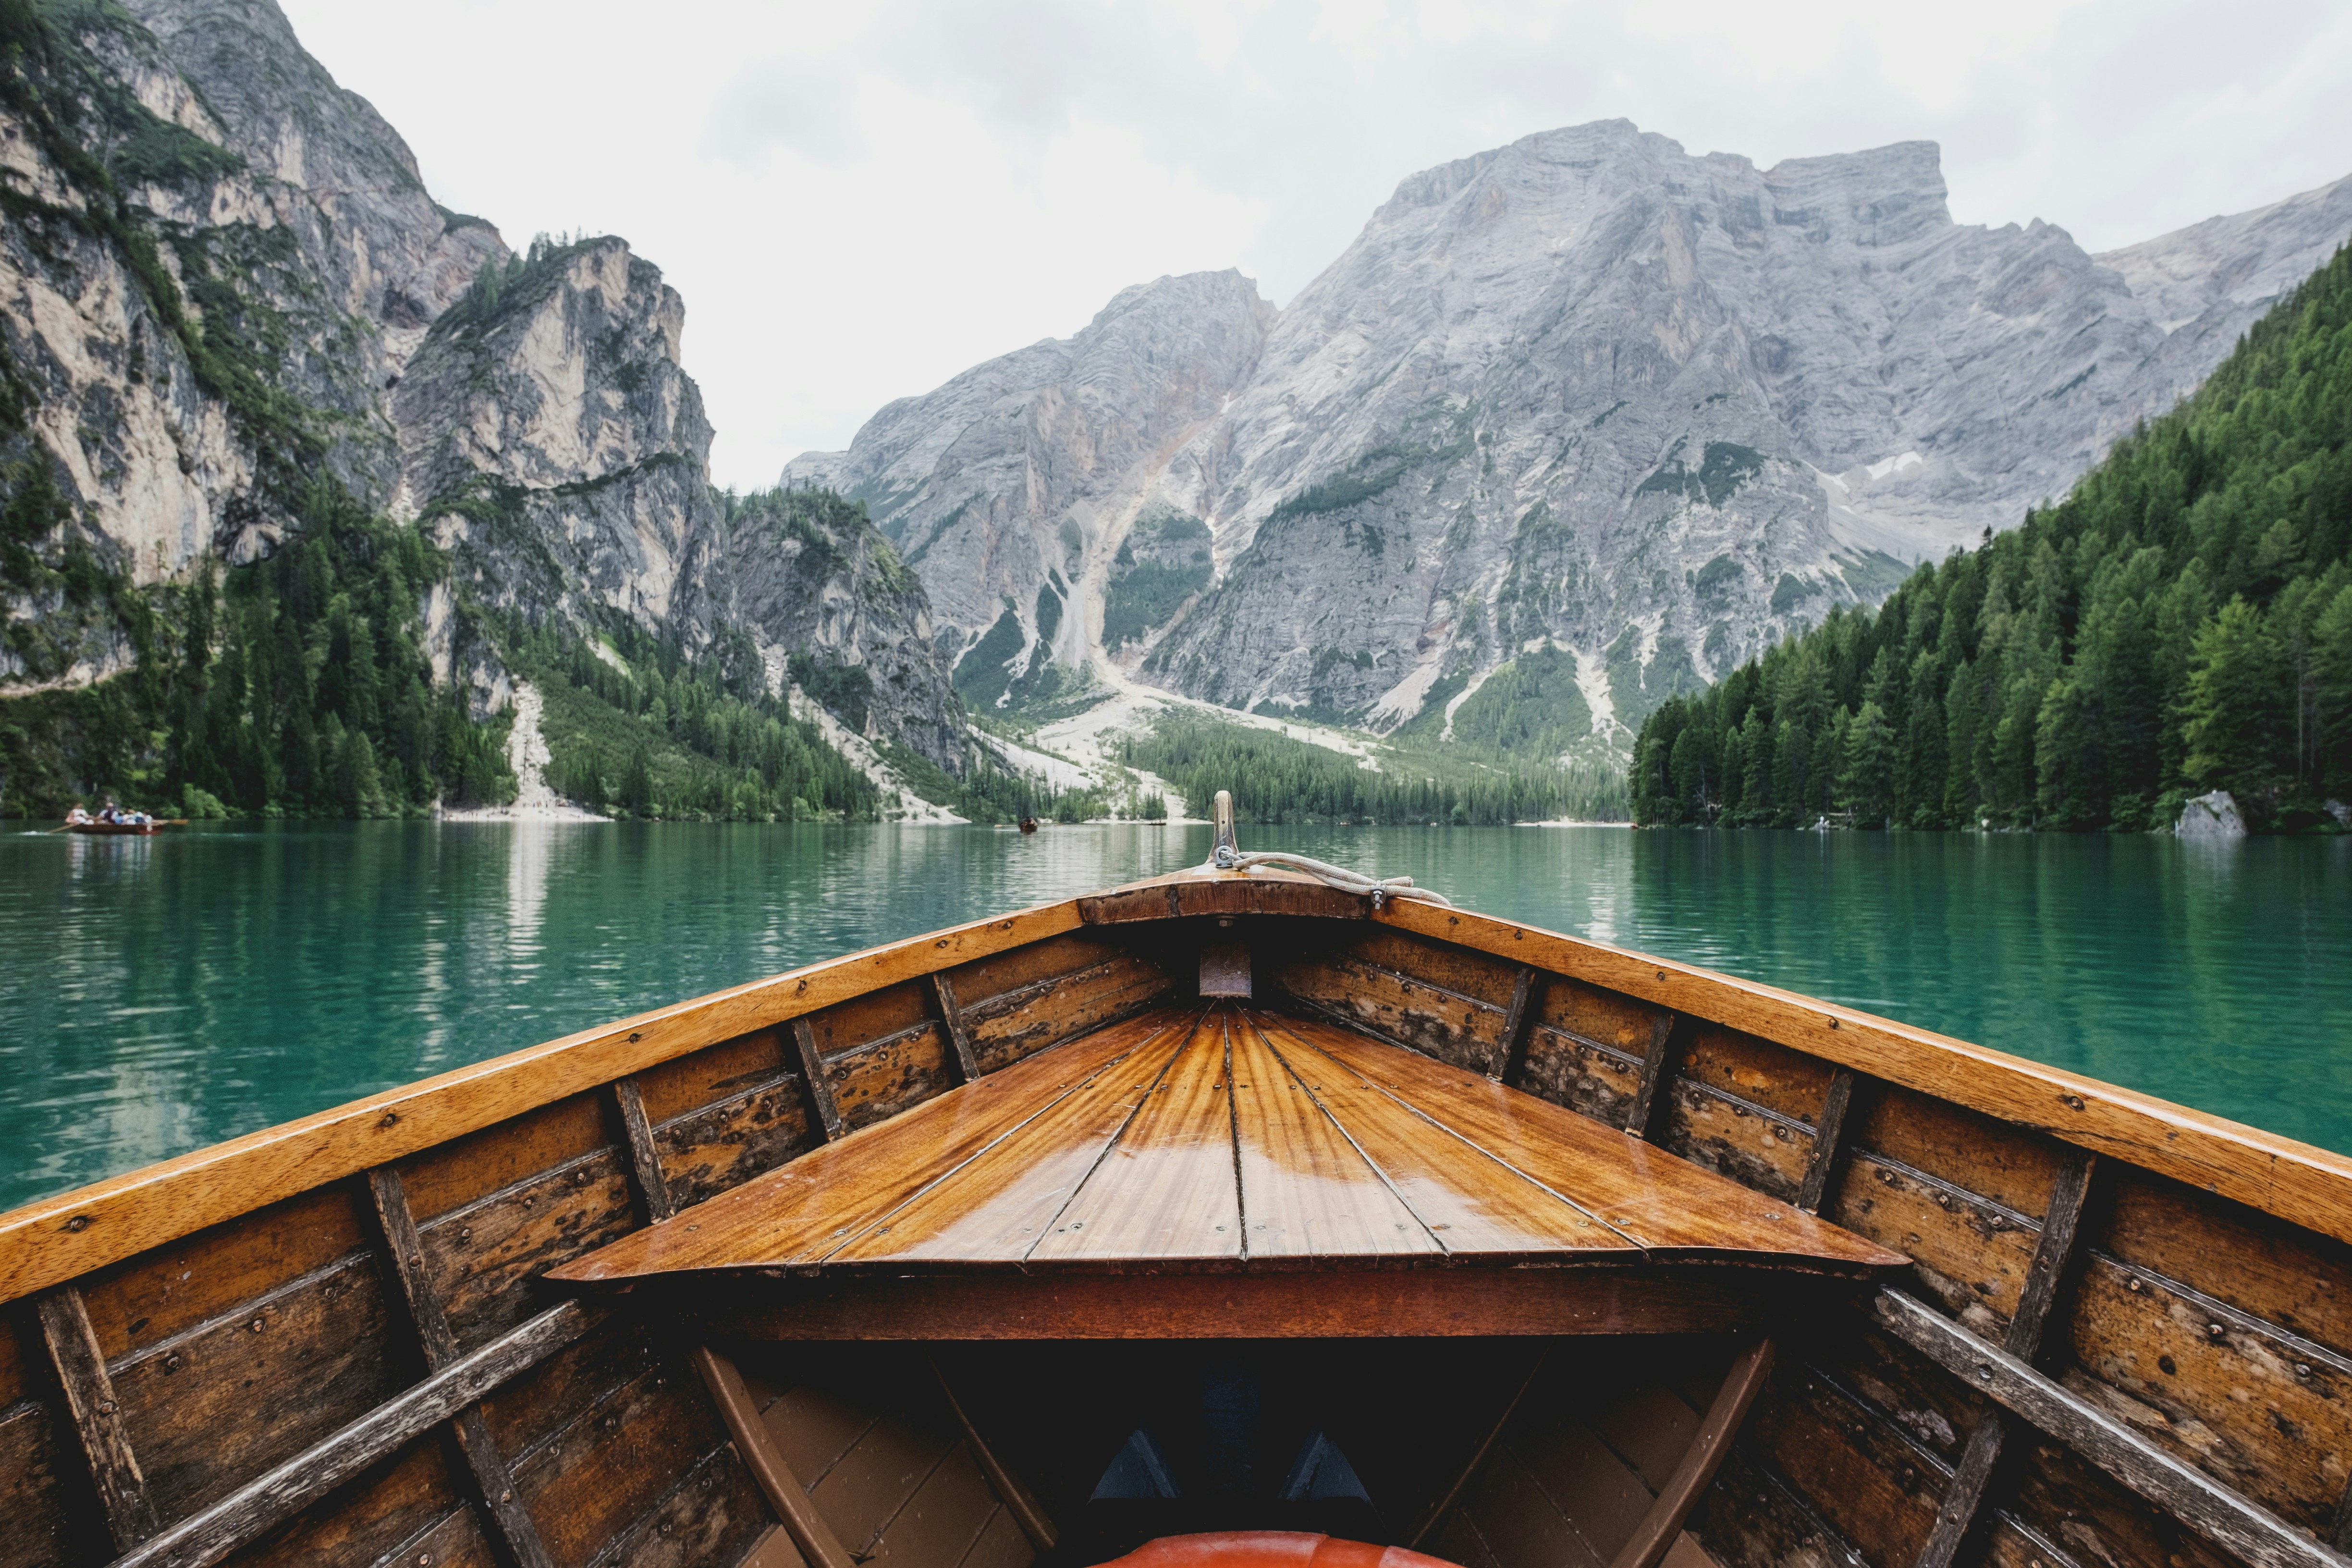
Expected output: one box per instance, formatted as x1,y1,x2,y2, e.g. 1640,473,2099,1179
2177,791,2246,838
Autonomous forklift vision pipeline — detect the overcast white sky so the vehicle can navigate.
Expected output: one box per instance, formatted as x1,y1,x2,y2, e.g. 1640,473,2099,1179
277,0,2352,490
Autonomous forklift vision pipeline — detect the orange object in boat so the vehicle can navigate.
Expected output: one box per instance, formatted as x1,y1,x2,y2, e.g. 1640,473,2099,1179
1091,1533,1459,1568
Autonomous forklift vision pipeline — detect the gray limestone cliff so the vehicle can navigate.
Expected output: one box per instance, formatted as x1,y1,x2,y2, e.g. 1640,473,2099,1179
0,0,499,687
0,0,965,777
788,269,1274,709
393,235,963,768
796,122,2352,757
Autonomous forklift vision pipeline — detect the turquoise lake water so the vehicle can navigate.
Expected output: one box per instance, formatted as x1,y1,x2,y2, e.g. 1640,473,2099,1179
2,821,2346,1211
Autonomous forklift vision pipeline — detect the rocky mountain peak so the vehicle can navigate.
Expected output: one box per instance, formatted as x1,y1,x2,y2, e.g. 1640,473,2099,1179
798,120,2352,761
1,0,972,807
789,267,1273,670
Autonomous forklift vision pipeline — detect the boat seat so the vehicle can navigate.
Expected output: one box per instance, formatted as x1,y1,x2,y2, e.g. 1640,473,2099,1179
551,1003,1904,1338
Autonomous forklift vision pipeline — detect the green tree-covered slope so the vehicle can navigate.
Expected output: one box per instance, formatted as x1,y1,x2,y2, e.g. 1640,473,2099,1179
1630,244,2352,833
1124,714,1627,827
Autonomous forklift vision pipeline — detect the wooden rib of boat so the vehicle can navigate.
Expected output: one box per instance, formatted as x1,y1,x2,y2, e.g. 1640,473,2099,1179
3,795,2350,1568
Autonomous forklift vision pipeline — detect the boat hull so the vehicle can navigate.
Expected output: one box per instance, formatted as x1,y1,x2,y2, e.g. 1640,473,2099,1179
1,867,2346,1568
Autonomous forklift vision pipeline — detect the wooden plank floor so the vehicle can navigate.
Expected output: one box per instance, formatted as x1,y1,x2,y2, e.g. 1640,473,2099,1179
551,1005,1906,1287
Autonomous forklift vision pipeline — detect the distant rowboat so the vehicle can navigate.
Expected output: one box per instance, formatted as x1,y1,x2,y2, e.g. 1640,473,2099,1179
61,819,176,835
1,791,2344,1568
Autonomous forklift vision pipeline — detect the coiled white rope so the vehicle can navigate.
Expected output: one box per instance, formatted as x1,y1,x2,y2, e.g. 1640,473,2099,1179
1209,845,1452,909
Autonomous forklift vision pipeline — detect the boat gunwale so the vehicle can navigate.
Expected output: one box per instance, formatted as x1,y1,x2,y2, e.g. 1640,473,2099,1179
4,869,2351,1310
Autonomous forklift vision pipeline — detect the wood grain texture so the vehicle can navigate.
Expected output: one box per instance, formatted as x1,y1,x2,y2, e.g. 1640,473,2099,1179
107,1252,401,1524
1377,898,2352,1250
691,1348,855,1568
1025,1011,1239,1265
1655,1080,1813,1202
0,1395,85,1568
652,1072,818,1214
416,1151,637,1353
75,1183,373,1363
835,1017,1194,1267
1610,1338,1777,1568
1797,1071,1860,1215
506,1352,722,1567
960,954,1175,1075
365,1168,554,1568
1873,1288,2346,1568
549,1014,1180,1284
107,1301,595,1568
2061,1253,2352,1535
686,1269,1787,1340
1286,1018,1905,1273
610,1078,676,1225
1516,1024,1646,1130
931,975,982,1085
1740,1360,1945,1568
213,1430,466,1568
1076,876,1367,924
36,1285,156,1549
0,902,1086,1307
792,1020,845,1143
557,1004,1903,1286
1626,1015,1686,1143
1492,967,1542,1083
1226,1015,1428,1259
1275,954,1507,1074
588,1441,772,1568
1244,1015,1635,1261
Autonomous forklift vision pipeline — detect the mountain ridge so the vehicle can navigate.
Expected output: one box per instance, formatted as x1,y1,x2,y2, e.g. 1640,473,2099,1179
797,120,2352,761
0,0,972,816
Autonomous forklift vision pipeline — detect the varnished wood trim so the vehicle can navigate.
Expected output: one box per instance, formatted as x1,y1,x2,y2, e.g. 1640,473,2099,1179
37,1285,157,1550
1796,1068,1859,1214
930,1356,1056,1550
791,1018,845,1141
685,1269,1788,1340
1378,899,2352,1248
1873,1289,2347,1568
1910,1152,2099,1568
1610,1336,1777,1568
931,973,983,1084
366,1168,554,1568
1491,967,1541,1083
611,1078,677,1223
1079,878,1367,923
1626,1013,1683,1142
0,900,1086,1306
1409,1347,1547,1548
690,1346,856,1568
108,1300,597,1568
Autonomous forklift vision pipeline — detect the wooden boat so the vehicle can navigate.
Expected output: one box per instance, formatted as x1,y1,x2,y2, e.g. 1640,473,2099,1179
3,796,2349,1568
61,821,172,836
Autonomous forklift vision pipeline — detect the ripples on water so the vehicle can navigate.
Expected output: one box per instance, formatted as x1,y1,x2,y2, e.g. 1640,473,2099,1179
1,821,2345,1208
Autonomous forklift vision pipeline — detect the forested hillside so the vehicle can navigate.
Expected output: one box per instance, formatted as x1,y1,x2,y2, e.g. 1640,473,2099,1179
1125,716,1627,826
1630,244,2352,833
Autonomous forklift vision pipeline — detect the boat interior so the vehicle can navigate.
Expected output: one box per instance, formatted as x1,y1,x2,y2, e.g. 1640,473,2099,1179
3,848,2351,1568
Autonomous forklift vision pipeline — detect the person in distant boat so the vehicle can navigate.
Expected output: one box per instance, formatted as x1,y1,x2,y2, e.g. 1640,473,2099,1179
1018,816,1039,835
98,798,120,824
64,803,91,825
